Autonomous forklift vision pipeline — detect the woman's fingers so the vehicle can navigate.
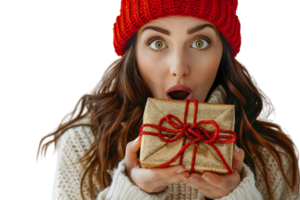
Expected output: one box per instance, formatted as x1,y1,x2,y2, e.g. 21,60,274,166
123,136,141,168
232,144,245,174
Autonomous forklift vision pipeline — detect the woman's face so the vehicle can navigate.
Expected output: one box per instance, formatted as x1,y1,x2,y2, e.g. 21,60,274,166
136,15,223,102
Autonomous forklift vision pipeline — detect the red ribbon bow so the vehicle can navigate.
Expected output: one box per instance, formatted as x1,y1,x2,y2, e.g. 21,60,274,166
138,99,237,174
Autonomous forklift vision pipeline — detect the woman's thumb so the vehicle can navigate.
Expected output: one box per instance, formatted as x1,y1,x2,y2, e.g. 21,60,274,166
124,136,141,165
132,136,141,149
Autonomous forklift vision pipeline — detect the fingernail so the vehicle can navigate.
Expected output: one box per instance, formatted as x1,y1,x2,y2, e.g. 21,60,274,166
201,174,211,182
235,144,240,152
176,168,186,174
133,136,140,143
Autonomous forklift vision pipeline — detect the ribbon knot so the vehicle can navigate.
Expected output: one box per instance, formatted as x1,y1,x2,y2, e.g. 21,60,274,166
139,99,237,174
185,124,196,139
181,123,199,140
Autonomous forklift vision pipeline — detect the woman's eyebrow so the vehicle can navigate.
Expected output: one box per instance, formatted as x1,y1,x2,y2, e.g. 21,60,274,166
141,24,216,36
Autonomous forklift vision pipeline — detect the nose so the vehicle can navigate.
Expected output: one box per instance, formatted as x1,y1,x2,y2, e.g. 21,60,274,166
173,73,185,77
169,49,191,78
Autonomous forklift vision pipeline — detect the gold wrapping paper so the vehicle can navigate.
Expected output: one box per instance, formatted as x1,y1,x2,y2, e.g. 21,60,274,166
139,97,235,174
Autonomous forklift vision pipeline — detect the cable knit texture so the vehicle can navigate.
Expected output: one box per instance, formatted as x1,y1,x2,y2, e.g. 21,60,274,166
52,85,300,200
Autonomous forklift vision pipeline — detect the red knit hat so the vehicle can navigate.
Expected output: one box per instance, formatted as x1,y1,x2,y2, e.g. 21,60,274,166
113,0,241,58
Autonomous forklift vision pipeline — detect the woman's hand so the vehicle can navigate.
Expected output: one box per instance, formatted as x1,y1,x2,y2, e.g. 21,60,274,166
179,144,245,199
123,136,190,194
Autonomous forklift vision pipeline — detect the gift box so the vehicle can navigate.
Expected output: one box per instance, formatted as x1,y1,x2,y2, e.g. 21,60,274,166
139,97,237,175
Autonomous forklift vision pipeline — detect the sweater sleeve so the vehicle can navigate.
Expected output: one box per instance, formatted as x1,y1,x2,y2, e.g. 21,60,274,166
213,163,263,200
254,144,300,200
96,159,170,200
214,143,300,200
52,120,170,200
52,124,101,200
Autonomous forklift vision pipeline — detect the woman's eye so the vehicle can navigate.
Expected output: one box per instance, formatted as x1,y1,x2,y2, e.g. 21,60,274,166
193,39,210,50
149,39,168,50
147,37,211,52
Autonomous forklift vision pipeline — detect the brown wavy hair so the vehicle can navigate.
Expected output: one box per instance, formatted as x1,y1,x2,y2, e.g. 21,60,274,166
37,31,299,200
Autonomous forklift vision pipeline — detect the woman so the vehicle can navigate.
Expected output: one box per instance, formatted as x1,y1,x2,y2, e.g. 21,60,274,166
37,0,300,199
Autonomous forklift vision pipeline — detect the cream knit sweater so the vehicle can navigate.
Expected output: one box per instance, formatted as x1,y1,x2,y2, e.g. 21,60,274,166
52,85,300,200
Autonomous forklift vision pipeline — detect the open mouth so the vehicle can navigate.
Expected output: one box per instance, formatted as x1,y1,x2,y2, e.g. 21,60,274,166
167,90,192,100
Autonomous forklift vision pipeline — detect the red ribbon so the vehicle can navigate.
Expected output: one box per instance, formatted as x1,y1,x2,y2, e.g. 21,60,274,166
138,99,237,174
